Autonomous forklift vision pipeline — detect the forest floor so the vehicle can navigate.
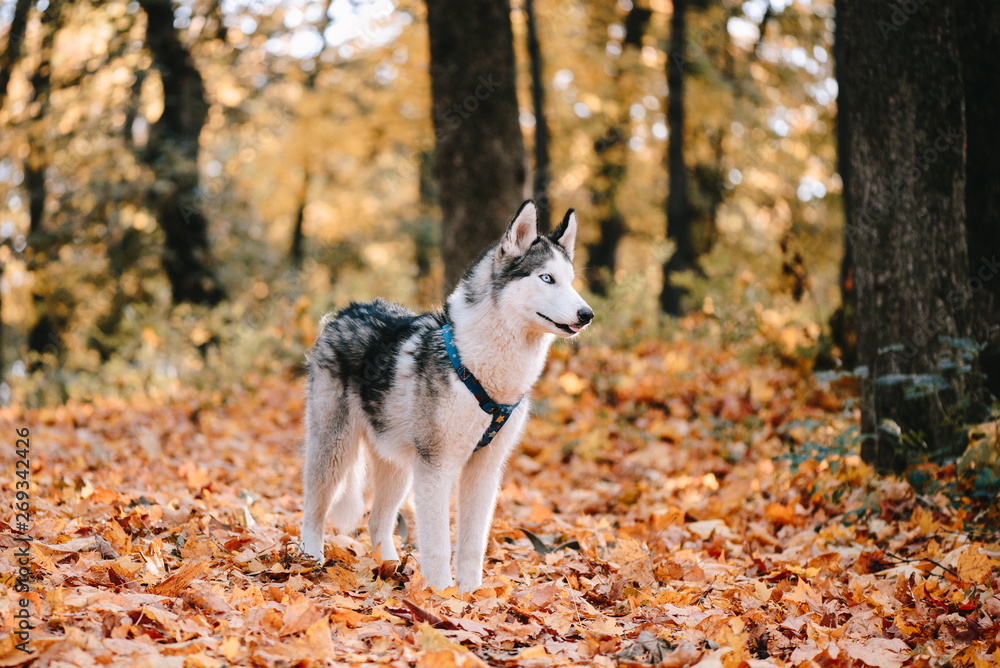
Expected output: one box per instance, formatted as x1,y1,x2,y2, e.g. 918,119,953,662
2,317,999,667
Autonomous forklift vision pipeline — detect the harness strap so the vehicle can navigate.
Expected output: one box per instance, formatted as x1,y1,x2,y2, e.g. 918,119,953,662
441,323,521,451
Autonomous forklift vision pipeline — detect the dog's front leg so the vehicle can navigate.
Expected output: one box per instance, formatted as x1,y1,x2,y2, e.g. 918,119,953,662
412,459,455,589
455,426,520,593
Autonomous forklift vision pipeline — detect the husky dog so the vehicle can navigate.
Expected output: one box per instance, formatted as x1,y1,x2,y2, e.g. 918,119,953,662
300,201,593,592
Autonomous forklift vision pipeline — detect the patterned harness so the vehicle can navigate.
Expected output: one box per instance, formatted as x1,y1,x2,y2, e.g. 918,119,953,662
441,324,522,451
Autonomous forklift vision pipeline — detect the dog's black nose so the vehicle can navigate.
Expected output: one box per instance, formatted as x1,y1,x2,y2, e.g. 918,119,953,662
577,307,594,325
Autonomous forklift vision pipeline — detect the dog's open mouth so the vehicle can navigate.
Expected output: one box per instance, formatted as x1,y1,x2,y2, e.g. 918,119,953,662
537,312,582,334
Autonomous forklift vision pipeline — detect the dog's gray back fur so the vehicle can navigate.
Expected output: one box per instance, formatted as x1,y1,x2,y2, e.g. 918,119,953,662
308,298,450,437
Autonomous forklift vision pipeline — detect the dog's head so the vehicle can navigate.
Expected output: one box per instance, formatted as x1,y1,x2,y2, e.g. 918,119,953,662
480,201,594,338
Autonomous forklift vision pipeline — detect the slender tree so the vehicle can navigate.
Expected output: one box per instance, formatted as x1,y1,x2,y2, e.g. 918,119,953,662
0,0,33,374
412,150,441,307
25,0,65,358
840,0,987,471
25,1,62,237
425,0,527,292
524,0,550,230
829,0,855,367
585,127,627,296
138,0,225,305
659,0,694,314
584,5,650,296
289,160,310,269
0,0,31,111
289,0,333,268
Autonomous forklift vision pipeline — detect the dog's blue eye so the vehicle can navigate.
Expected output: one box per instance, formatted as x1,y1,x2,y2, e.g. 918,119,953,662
540,274,554,284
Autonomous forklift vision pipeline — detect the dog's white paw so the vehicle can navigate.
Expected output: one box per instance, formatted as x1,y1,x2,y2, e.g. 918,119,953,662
457,575,482,594
301,532,325,563
456,556,484,593
421,566,454,591
373,538,399,563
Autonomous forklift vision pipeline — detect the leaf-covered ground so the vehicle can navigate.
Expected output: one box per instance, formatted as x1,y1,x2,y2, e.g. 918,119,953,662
2,319,999,667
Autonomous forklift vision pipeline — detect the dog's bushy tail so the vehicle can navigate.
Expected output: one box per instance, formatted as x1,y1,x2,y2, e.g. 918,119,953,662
300,372,364,561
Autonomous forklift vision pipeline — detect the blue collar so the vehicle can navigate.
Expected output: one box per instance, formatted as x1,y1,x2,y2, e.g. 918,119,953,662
441,323,521,451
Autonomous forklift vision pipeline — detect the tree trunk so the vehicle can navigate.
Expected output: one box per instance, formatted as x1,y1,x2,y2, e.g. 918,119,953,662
956,0,1000,398
584,5,649,296
840,0,971,471
660,0,694,315
1,0,32,374
425,0,527,293
524,0,550,230
585,127,627,296
124,69,147,149
830,0,856,367
412,150,441,307
288,0,332,267
138,0,225,305
290,162,309,269
25,0,63,357
0,0,31,111
25,0,61,238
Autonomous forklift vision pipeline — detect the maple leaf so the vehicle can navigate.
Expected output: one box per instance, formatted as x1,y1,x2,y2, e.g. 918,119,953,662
148,560,210,597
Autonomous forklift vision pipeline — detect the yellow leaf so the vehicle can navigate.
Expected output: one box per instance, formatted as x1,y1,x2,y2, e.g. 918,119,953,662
149,560,209,597
415,623,463,653
516,646,549,660
415,624,487,667
221,636,240,661
957,549,998,583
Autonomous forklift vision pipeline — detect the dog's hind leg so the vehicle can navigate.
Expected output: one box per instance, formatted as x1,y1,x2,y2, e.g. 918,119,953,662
300,374,358,562
327,445,366,535
367,452,411,562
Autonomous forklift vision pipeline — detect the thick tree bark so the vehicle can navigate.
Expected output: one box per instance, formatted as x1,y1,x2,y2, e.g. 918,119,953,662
524,0,550,230
956,0,1000,398
841,0,972,471
0,0,31,111
138,0,225,305
425,0,527,292
660,0,694,315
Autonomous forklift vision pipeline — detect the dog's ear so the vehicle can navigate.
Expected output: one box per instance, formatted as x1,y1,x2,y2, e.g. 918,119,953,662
548,209,577,262
499,200,538,258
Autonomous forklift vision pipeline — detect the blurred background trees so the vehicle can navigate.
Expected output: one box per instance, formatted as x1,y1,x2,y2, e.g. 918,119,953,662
0,0,849,397
3,0,995,474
